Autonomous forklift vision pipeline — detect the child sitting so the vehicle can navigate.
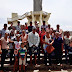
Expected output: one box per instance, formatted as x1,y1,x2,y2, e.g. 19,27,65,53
19,42,27,72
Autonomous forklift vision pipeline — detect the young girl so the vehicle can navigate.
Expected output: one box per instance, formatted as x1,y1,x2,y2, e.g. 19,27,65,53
19,42,27,72
13,34,21,71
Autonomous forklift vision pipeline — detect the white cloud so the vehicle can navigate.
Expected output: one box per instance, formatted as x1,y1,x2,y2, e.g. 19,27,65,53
0,0,72,31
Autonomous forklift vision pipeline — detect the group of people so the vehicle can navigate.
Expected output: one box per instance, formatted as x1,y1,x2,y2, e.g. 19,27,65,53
0,21,72,72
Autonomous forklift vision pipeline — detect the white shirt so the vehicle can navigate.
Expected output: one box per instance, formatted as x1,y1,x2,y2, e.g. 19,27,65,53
28,32,40,47
14,41,21,50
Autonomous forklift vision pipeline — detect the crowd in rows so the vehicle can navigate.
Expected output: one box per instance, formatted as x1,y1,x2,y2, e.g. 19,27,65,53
0,21,72,72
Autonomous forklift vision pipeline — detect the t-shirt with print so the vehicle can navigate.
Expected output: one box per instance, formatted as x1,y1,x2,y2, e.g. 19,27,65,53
19,47,27,58
14,41,21,50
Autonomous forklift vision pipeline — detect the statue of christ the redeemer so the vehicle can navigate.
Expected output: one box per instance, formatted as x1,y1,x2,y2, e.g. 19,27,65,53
33,0,42,11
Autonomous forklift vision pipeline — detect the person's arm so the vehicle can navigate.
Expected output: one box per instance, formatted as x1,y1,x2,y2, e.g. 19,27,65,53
23,48,27,60
35,34,40,47
62,43,64,51
19,52,23,60
49,39,54,46
8,38,14,43
28,33,33,47
59,29,63,35
0,40,2,54
13,44,15,49
61,38,64,51
42,35,49,45
23,52,27,60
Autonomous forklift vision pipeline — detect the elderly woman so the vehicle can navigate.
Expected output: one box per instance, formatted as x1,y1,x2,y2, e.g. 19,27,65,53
53,32,63,66
42,30,54,66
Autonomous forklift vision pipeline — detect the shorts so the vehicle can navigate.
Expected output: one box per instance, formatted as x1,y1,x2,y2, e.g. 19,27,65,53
29,47,38,56
19,58,26,65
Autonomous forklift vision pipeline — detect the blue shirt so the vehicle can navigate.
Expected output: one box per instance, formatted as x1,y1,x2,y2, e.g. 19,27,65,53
53,37,63,51
19,47,27,58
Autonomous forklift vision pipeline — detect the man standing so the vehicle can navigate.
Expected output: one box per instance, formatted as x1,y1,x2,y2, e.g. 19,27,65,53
56,24,63,38
41,21,47,30
1,24,7,37
28,27,40,65
28,22,33,32
16,21,21,31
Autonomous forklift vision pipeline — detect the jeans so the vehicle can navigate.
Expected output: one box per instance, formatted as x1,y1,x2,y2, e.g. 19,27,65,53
10,49,14,64
1,49,8,70
44,52,52,65
54,49,62,64
69,54,72,65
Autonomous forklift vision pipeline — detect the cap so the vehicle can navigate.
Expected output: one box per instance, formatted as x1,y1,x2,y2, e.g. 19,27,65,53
32,27,36,30
16,34,20,37
55,31,59,34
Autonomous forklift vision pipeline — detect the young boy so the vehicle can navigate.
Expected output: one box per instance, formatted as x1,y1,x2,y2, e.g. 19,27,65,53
19,42,27,72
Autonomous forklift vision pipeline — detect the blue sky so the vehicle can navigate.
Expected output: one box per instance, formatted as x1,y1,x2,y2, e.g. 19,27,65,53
0,0,72,31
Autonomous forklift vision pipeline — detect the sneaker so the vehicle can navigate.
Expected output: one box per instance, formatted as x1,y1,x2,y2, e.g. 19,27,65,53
35,64,40,67
57,63,60,66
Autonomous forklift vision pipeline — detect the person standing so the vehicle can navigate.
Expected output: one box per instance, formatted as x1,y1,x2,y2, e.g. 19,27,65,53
53,32,63,66
21,30,28,44
28,22,33,32
41,21,47,30
63,31,71,63
68,37,72,65
0,31,9,71
56,24,63,38
16,21,21,31
40,28,46,53
1,24,7,37
19,43,27,72
13,34,21,71
28,27,40,65
42,30,54,66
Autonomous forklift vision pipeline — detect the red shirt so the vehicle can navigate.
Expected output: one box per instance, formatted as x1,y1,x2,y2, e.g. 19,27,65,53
40,32,46,43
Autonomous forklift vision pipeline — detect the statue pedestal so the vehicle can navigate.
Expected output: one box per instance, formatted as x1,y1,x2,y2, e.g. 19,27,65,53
7,11,51,26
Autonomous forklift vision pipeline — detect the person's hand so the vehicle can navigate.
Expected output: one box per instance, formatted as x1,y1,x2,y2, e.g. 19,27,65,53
49,43,52,46
21,58,24,60
7,45,9,50
32,45,35,47
46,43,49,45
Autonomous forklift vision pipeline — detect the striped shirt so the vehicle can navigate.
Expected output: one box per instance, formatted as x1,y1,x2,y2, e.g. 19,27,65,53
19,47,27,58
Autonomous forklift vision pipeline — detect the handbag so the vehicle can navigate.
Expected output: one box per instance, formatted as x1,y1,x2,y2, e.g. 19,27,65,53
46,45,55,54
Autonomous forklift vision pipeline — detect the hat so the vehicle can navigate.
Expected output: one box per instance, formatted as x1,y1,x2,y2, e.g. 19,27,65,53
32,27,36,30
55,32,59,34
16,34,20,37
